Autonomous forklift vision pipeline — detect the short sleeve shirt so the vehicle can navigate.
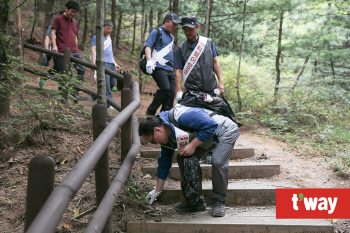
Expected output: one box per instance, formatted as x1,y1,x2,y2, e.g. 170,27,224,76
91,35,115,64
145,26,174,71
173,36,219,70
51,14,80,53
46,24,52,37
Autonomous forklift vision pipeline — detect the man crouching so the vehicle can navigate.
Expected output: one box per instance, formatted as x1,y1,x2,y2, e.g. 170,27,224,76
139,104,240,217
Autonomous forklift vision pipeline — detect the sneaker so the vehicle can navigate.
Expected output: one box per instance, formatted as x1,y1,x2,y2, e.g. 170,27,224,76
108,106,115,110
211,200,225,217
73,93,82,100
174,196,206,212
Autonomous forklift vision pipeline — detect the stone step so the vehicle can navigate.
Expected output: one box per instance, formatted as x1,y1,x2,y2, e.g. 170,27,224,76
128,207,333,233
157,181,296,206
142,162,280,180
77,99,96,107
141,148,254,161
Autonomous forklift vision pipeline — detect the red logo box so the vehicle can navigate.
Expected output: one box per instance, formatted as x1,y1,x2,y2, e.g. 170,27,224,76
276,188,350,219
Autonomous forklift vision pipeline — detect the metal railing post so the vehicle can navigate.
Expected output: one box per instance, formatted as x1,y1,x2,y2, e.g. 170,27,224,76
24,155,55,232
62,47,71,102
121,73,133,163
92,104,112,233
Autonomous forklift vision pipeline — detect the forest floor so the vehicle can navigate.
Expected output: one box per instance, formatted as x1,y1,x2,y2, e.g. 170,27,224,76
0,36,349,232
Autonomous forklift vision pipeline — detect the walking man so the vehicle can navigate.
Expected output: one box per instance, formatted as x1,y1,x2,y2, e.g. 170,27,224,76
144,13,180,116
139,104,240,217
51,0,85,100
90,20,121,108
174,16,225,101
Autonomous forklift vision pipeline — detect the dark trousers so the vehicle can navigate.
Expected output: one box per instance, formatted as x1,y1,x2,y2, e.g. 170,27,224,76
146,68,175,115
53,52,85,95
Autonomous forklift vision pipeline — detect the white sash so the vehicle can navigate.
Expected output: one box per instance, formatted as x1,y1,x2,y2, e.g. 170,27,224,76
182,36,208,83
174,126,190,149
151,32,174,66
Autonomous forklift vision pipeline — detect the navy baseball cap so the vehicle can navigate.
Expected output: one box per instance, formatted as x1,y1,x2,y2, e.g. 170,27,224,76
181,16,198,28
164,13,180,24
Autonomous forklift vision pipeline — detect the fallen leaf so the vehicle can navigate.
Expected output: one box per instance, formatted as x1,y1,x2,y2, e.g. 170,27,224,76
77,146,82,153
74,208,79,216
332,219,337,223
63,224,71,230
19,167,24,175
137,166,143,171
61,158,68,165
8,158,13,163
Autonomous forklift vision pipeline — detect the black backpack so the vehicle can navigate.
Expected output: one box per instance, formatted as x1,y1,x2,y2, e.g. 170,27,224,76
140,28,161,75
178,91,242,127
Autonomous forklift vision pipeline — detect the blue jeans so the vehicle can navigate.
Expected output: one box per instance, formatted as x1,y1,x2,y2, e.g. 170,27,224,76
105,63,116,107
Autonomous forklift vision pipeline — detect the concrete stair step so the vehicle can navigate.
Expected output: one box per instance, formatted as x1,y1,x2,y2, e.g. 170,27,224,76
77,99,97,107
128,207,333,233
141,148,254,161
82,106,119,116
157,181,297,206
142,162,280,180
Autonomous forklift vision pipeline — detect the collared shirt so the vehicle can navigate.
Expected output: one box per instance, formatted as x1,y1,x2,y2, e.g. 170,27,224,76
51,14,80,53
145,26,174,71
91,35,115,64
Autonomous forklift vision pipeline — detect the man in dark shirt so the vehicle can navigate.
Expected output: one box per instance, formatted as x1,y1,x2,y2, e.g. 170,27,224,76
51,1,85,100
174,16,224,101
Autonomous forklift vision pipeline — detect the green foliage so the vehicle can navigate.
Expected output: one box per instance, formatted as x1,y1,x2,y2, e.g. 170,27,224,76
124,179,147,204
0,56,87,145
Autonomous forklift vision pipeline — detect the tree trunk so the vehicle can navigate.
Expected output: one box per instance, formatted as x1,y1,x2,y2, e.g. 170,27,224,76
0,1,10,118
274,10,284,99
111,0,116,46
130,9,137,55
115,11,123,49
96,0,106,106
291,19,328,89
173,0,179,52
204,0,210,37
236,0,247,113
139,0,145,92
90,11,95,39
157,9,163,27
38,0,54,64
29,0,38,44
149,7,153,33
79,7,89,51
169,0,172,12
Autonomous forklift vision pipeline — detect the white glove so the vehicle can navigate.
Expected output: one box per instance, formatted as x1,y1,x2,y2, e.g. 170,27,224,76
146,190,162,204
94,70,97,81
146,60,156,74
176,91,183,102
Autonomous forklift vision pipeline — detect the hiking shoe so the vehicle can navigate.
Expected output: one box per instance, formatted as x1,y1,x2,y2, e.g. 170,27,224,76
73,93,82,100
89,96,97,101
200,152,212,164
211,200,225,217
174,196,206,212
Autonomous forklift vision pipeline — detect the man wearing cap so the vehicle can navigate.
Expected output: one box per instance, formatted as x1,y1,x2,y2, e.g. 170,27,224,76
144,13,180,117
174,16,224,100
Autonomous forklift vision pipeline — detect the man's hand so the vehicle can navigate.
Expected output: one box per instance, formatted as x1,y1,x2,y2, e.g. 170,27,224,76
176,91,183,102
179,143,197,157
146,190,162,204
115,64,121,71
52,45,58,52
146,60,156,74
217,82,224,95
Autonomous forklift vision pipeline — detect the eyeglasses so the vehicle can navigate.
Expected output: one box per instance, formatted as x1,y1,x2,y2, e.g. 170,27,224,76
104,27,113,31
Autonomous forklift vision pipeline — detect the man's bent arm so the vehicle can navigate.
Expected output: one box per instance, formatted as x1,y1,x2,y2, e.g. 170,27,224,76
44,36,50,50
175,68,183,92
145,47,152,61
213,56,224,94
51,29,57,52
91,46,96,64
155,178,166,193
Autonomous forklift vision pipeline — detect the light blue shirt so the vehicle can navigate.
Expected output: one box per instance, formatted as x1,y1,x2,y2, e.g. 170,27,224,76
91,35,115,64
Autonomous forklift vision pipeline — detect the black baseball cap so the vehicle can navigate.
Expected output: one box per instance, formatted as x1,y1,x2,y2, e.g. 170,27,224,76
164,13,180,24
181,16,198,28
